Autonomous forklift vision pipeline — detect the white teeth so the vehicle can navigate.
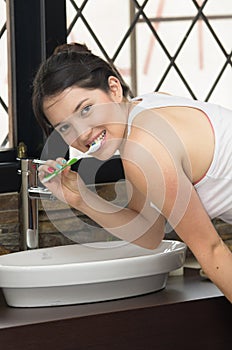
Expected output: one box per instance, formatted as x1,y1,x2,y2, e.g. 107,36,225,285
90,130,106,147
86,130,106,154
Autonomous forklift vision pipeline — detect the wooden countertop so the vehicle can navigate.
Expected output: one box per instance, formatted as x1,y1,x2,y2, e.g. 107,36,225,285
0,268,231,350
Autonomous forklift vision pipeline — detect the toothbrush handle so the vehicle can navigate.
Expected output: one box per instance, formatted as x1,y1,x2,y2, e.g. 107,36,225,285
41,172,58,184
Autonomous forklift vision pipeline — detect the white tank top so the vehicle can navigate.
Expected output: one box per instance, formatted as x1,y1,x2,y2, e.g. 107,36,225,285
128,93,232,224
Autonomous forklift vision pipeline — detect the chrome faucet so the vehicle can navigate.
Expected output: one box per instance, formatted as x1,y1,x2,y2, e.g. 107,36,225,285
18,158,54,250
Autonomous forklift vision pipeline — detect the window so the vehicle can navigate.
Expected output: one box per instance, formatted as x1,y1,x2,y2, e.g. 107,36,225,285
0,0,232,193
66,0,232,107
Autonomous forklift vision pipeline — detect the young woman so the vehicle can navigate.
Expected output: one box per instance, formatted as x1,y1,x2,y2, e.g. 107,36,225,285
33,43,232,302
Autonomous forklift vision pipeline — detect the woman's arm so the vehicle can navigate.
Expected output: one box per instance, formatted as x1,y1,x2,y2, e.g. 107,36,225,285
173,179,232,303
77,180,165,247
141,151,232,302
39,164,165,247
122,134,232,302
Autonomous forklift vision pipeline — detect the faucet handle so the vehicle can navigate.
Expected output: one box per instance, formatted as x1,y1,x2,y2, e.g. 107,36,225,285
33,159,47,165
28,186,55,200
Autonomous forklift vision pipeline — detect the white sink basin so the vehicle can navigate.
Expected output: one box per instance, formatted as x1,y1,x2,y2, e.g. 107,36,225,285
0,240,186,307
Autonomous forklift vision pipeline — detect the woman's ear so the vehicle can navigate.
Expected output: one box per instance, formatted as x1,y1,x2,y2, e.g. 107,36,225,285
108,76,123,102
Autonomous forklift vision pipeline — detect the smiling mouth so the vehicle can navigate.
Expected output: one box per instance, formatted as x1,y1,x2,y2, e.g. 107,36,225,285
87,130,106,149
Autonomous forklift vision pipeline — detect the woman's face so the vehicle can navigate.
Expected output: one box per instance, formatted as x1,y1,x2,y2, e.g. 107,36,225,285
43,78,128,160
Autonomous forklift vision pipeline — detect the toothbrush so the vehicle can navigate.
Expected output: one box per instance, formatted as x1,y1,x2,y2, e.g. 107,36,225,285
80,138,102,158
42,158,78,184
41,141,102,183
86,131,105,154
85,141,101,154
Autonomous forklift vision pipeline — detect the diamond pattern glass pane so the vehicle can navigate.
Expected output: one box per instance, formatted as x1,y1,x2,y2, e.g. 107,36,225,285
66,0,232,109
66,0,132,89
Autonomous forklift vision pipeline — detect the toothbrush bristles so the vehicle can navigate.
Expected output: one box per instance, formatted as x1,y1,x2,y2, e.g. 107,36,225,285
87,142,101,154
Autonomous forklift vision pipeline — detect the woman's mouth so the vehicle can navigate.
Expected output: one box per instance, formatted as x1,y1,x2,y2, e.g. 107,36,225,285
86,130,106,153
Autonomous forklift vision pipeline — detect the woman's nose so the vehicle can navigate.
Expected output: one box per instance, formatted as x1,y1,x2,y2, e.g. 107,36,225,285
78,127,93,144
61,121,92,148
70,117,92,140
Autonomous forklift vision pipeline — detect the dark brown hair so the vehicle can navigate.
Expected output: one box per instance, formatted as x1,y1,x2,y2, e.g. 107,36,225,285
32,42,130,135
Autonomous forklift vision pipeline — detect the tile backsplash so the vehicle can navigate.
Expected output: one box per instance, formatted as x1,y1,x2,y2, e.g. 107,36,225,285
0,183,126,252
0,184,232,254
0,193,19,253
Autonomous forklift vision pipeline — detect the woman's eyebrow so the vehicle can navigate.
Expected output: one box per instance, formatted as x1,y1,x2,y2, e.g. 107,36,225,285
73,98,89,113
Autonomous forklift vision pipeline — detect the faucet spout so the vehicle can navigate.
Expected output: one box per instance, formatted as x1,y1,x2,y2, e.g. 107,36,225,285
18,158,54,250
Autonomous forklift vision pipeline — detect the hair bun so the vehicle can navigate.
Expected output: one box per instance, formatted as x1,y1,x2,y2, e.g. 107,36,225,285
53,42,91,55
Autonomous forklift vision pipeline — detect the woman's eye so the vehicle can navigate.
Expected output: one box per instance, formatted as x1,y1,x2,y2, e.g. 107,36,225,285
57,123,70,134
80,105,92,117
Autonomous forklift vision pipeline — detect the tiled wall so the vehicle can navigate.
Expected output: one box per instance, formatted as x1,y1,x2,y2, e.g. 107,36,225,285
0,184,232,255
0,193,20,253
0,183,126,253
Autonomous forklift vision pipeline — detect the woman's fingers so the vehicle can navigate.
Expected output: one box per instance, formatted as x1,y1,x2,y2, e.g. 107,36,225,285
38,158,67,181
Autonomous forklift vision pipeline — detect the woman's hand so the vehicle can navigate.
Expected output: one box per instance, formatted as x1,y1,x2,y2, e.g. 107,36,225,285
38,157,86,208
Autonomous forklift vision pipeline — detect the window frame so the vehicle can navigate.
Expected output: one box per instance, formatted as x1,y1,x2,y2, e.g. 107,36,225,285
0,0,67,193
